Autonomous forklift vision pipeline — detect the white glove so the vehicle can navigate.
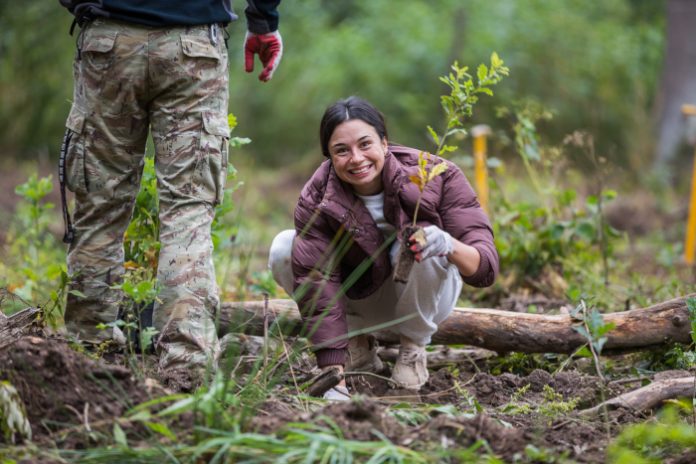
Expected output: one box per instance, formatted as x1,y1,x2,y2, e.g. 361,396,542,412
412,225,454,261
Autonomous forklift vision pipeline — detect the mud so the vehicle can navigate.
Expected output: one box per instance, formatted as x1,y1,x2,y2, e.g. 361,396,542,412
0,335,670,462
0,336,154,447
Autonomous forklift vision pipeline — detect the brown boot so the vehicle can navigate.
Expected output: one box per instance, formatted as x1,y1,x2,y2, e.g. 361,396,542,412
345,334,384,373
391,337,428,389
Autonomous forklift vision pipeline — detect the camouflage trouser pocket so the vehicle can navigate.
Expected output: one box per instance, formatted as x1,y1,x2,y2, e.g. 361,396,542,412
78,24,117,81
64,104,88,195
199,111,230,205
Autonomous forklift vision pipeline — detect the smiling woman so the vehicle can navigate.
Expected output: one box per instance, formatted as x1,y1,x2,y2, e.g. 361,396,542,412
268,96,499,400
327,120,387,195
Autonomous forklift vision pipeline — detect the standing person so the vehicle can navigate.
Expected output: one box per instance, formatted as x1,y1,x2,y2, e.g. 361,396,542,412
269,97,498,399
58,0,283,382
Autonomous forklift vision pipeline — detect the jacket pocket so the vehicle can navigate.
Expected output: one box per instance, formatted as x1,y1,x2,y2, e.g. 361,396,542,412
64,104,88,195
199,111,230,205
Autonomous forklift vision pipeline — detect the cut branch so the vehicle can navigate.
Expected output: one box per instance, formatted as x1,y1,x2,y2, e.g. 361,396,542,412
219,295,695,354
0,307,41,351
581,377,696,416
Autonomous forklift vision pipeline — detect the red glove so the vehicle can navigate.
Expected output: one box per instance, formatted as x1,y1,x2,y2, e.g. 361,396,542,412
244,30,283,82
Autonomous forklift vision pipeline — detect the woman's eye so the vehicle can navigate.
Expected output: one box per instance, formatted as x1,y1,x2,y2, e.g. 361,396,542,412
360,141,372,149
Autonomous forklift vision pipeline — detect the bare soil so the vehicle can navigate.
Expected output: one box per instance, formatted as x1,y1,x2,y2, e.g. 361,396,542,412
0,333,653,462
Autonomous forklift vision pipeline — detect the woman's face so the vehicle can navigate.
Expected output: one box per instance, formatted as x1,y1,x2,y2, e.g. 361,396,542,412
328,119,388,196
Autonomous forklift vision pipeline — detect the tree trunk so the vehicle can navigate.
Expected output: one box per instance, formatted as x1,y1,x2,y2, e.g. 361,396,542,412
655,0,696,171
219,295,694,354
581,377,696,416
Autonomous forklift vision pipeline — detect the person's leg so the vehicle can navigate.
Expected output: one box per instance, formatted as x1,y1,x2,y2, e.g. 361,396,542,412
64,20,149,341
269,229,296,295
392,256,463,346
148,24,229,372
390,256,463,388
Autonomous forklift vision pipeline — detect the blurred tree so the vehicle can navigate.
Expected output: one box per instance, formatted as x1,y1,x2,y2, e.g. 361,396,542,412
654,0,696,175
0,2,74,156
0,0,666,173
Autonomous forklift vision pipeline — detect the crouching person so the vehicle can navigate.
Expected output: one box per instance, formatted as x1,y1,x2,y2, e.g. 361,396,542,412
269,97,498,399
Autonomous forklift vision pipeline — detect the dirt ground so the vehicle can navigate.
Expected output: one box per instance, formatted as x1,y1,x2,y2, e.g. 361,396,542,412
0,332,671,462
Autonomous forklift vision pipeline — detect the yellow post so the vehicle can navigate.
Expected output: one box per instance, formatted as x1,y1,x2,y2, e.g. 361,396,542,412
683,104,696,265
471,125,491,214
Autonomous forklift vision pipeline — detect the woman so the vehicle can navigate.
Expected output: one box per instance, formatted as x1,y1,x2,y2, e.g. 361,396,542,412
269,97,498,399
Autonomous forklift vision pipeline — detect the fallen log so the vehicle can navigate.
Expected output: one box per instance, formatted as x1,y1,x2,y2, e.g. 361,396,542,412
581,377,696,416
219,295,695,355
0,307,41,351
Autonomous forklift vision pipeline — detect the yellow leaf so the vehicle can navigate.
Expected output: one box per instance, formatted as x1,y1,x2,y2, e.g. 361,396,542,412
408,175,424,191
124,261,140,270
427,162,449,182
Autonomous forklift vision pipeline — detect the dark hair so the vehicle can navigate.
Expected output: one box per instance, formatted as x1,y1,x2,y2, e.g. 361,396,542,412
319,96,388,157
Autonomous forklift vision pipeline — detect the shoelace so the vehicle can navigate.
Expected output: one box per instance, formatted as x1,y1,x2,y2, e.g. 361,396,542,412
398,346,424,365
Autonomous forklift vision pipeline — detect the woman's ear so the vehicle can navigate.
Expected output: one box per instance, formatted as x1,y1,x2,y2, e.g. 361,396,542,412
381,137,388,153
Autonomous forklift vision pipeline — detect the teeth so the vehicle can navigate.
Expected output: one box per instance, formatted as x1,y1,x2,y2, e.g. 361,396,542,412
350,165,371,174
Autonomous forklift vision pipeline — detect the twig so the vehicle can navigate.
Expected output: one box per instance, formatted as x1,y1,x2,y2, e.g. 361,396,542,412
344,371,395,383
83,402,91,432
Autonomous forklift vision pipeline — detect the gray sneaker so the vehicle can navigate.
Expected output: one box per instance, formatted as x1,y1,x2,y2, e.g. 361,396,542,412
345,334,384,373
391,340,428,389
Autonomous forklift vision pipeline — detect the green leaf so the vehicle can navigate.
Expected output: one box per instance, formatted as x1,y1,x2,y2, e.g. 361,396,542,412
68,289,87,298
491,52,502,68
574,222,595,242
426,125,440,146
573,325,590,340
575,346,592,358
113,422,127,447
477,63,488,82
144,420,176,441
593,336,608,353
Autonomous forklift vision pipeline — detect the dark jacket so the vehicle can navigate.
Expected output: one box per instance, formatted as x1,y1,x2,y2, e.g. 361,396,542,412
59,0,280,32
292,144,499,367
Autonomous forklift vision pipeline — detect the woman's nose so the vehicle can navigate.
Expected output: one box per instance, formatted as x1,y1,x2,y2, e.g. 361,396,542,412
349,147,365,161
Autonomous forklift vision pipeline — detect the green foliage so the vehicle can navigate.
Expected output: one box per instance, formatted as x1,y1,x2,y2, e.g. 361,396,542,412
571,301,616,357
608,406,696,463
687,297,696,346
491,101,623,299
538,385,580,417
0,381,32,444
500,384,579,418
487,352,561,376
0,174,67,324
410,55,506,225
429,54,509,157
2,1,664,169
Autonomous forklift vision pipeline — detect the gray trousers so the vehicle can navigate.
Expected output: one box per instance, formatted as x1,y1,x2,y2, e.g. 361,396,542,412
268,229,463,345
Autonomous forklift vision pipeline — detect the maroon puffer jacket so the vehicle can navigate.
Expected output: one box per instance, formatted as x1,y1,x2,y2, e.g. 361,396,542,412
292,144,498,367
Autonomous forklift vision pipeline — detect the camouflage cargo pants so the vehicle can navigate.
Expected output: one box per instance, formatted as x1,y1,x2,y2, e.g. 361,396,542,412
62,18,229,371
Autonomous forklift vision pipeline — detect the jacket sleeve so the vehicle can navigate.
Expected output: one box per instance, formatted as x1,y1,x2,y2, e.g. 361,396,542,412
439,162,499,287
245,0,280,33
291,195,349,367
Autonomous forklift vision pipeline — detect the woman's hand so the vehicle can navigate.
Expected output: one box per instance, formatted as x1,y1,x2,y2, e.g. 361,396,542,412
410,225,453,261
410,225,481,277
